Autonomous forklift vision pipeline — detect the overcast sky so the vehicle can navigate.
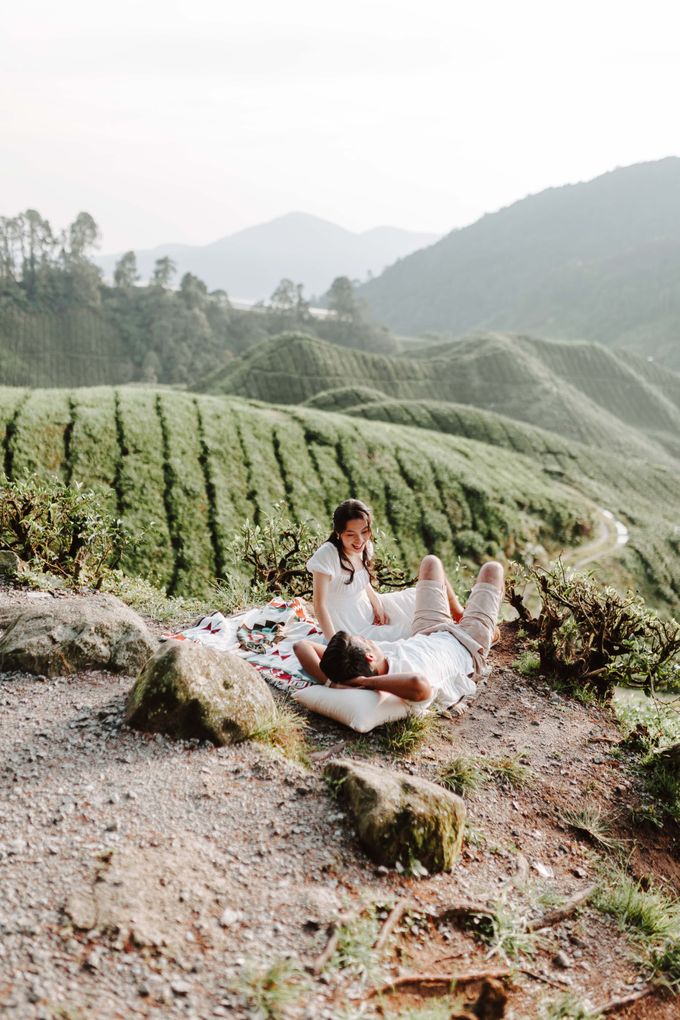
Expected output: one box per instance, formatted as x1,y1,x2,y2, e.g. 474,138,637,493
3,0,679,253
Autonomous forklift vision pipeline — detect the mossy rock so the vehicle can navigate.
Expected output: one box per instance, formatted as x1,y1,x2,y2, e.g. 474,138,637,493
125,640,275,745
324,757,466,873
0,593,156,677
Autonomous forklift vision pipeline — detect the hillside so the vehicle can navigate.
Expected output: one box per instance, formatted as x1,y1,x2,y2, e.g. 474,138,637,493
359,158,680,369
95,212,440,300
0,385,596,598
1,381,680,610
199,332,680,461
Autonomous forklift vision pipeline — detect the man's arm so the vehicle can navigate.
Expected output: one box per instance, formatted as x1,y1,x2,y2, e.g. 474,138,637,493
347,672,431,702
293,639,330,685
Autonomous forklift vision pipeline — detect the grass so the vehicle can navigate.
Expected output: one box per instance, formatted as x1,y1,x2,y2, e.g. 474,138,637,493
440,753,530,795
238,958,308,1018
382,997,466,1020
540,993,604,1019
513,650,541,677
327,907,383,984
248,702,309,762
471,892,540,962
595,868,680,991
615,696,680,825
378,712,436,755
563,806,625,852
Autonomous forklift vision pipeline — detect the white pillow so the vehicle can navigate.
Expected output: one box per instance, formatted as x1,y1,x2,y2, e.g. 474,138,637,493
292,686,410,733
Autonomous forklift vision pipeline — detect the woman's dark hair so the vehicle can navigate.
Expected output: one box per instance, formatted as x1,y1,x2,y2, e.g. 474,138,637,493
320,631,377,684
327,499,375,585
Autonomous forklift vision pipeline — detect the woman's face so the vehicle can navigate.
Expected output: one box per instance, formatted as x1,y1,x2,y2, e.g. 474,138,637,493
339,516,371,556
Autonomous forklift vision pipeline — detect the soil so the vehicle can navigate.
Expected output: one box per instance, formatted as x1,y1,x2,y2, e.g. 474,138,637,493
1,582,679,1020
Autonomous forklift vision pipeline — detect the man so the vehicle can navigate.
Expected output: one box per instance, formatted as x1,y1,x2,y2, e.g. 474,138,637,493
293,554,504,714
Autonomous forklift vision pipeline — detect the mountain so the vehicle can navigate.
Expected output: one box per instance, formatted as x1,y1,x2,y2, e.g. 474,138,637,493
359,158,680,369
94,213,440,300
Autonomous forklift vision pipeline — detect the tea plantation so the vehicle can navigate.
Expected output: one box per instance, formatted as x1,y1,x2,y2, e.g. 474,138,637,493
1,385,597,597
199,333,680,462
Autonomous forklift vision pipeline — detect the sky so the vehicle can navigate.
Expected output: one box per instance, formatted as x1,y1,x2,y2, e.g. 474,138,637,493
3,0,680,254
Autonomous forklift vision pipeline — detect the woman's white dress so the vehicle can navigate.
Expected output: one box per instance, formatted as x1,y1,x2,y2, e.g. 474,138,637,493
306,542,417,641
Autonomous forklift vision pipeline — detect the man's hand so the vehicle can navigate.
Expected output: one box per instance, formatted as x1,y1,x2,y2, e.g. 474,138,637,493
343,675,374,689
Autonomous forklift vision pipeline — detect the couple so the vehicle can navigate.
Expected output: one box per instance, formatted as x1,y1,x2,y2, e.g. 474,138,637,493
296,500,504,716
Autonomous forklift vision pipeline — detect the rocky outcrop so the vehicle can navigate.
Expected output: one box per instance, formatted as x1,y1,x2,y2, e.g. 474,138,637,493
324,758,466,873
0,593,156,676
125,640,275,745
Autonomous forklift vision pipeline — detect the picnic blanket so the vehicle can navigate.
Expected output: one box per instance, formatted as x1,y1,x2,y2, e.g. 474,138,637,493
162,597,323,694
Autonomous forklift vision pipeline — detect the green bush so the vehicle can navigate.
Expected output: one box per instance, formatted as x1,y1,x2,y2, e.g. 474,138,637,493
507,561,680,697
230,504,411,601
0,475,128,587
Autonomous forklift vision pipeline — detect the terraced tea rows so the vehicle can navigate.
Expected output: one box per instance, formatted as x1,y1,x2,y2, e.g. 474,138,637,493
200,333,680,461
337,396,680,609
0,386,592,597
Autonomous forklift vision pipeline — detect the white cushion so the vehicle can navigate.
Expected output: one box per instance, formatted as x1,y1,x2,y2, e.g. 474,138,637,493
292,686,410,733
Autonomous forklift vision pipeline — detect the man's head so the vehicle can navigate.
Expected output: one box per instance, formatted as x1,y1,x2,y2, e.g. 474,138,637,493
320,632,385,685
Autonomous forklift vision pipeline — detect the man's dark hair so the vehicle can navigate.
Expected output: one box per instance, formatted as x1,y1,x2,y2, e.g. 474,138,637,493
320,631,376,684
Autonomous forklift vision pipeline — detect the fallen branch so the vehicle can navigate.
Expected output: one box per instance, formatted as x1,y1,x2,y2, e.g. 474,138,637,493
308,911,354,975
526,883,598,932
429,957,567,991
598,986,654,1014
374,898,413,952
309,741,346,764
367,968,513,997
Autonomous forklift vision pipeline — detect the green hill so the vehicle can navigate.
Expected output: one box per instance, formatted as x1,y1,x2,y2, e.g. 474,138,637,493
199,332,680,461
0,385,598,597
359,158,680,369
1,383,679,610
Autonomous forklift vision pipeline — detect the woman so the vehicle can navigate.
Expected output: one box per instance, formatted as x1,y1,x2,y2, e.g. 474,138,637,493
307,498,463,642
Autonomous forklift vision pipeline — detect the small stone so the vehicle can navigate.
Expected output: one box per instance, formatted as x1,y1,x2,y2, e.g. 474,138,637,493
171,979,191,996
554,950,572,969
219,908,243,928
532,861,554,879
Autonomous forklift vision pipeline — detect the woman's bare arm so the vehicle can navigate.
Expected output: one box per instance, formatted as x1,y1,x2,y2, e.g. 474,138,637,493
365,584,389,625
312,573,336,640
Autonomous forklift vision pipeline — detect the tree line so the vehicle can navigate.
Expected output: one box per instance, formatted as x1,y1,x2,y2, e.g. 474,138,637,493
0,210,395,387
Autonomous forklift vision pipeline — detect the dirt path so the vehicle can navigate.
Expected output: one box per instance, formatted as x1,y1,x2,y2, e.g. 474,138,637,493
564,506,629,572
1,584,678,1020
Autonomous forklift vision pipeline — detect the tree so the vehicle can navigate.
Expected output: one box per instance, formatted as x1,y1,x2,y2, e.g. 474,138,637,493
114,251,140,289
179,272,208,309
326,276,360,322
151,256,177,290
270,278,297,312
269,279,310,328
67,212,100,261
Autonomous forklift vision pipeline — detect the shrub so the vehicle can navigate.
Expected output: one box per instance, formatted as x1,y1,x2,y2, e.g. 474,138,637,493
0,475,128,588
507,561,680,697
231,504,412,600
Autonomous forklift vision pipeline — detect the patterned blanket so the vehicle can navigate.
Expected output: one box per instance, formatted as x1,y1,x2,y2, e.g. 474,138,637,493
162,597,324,694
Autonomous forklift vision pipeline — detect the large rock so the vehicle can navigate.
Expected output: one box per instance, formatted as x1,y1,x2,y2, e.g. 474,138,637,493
324,758,466,873
0,593,156,676
125,640,275,745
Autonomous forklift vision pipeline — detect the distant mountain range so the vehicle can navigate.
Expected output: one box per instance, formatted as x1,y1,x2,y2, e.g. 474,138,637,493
94,213,440,301
360,158,680,369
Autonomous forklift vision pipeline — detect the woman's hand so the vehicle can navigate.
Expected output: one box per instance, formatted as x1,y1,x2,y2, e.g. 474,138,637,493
373,601,390,626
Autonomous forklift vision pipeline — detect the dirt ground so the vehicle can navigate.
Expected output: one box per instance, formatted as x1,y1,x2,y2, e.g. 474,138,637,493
1,586,679,1020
